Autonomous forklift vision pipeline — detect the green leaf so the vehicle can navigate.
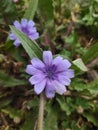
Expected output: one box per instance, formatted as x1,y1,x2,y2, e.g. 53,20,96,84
38,0,53,20
0,99,12,109
20,109,38,130
82,42,98,64
83,112,98,127
56,97,66,112
0,0,17,22
71,79,87,91
27,99,39,109
5,44,27,62
1,107,23,119
10,26,43,59
73,58,88,71
71,121,83,130
24,0,38,20
87,79,98,94
0,71,28,87
45,102,58,130
71,78,98,95
56,97,75,115
75,97,90,109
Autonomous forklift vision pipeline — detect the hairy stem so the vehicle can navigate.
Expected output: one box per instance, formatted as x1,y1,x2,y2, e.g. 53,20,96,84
38,92,46,130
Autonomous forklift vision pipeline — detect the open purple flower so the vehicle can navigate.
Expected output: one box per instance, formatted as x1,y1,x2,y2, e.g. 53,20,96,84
9,18,39,47
26,51,74,98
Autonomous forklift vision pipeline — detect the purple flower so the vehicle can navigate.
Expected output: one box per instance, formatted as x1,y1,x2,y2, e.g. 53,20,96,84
9,19,39,47
26,51,74,98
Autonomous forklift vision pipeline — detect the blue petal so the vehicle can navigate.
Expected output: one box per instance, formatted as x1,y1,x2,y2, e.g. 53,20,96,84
9,33,16,40
31,58,45,69
28,27,37,34
63,59,71,69
57,75,71,86
43,51,52,65
34,79,46,94
53,57,71,72
29,33,39,40
53,56,63,65
21,19,27,28
28,20,35,27
45,80,55,98
13,20,21,29
26,65,41,75
53,80,67,95
61,69,74,78
29,73,45,85
13,39,21,47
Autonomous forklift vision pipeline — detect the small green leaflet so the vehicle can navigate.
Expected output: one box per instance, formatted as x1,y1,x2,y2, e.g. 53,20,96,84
73,58,88,71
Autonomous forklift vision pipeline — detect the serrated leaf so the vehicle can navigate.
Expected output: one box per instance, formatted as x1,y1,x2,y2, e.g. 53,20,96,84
82,42,98,63
10,26,43,59
0,71,28,87
73,58,88,71
24,0,38,20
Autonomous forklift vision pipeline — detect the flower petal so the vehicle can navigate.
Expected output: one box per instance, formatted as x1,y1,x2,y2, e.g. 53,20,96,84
13,39,21,47
21,19,27,28
9,33,16,40
43,51,52,65
53,56,63,65
45,80,55,98
13,20,21,29
63,59,71,69
61,69,74,78
29,33,39,40
31,58,45,69
58,75,71,86
53,58,71,72
53,80,67,95
27,20,35,27
34,79,46,94
26,65,41,75
29,73,45,85
28,27,36,34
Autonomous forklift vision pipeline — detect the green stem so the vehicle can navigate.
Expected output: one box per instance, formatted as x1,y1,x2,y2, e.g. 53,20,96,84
38,92,46,130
